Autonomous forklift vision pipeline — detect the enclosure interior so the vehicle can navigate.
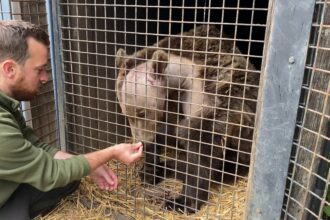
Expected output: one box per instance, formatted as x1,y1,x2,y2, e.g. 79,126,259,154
59,0,268,217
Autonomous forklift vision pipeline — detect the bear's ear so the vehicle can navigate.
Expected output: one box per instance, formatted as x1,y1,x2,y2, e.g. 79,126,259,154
151,50,168,75
116,48,126,67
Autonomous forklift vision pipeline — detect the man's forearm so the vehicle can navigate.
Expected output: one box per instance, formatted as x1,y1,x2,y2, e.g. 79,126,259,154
54,151,73,160
83,147,116,170
53,143,142,173
54,147,116,171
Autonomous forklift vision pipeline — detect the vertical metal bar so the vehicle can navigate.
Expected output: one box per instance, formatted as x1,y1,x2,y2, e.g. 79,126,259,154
21,101,33,127
46,1,67,151
0,0,10,20
10,1,21,20
245,0,316,219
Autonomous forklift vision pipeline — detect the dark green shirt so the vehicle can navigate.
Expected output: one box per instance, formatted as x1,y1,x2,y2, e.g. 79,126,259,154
0,92,91,208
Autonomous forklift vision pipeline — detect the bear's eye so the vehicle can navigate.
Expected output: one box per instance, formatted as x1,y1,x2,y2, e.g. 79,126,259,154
136,111,146,118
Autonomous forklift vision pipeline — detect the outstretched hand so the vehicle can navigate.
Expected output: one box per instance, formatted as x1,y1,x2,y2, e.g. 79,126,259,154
90,165,118,191
112,142,143,165
90,142,143,190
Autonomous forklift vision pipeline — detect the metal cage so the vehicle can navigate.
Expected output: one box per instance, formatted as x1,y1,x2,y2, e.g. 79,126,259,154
55,0,268,218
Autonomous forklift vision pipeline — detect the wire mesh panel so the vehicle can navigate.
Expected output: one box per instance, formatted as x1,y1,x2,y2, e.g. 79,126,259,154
282,1,330,220
0,0,58,147
59,1,125,154
56,0,269,219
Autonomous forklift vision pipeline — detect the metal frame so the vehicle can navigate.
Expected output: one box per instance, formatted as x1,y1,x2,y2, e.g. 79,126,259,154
43,0,328,219
282,1,330,218
46,1,67,151
0,0,10,20
245,0,316,219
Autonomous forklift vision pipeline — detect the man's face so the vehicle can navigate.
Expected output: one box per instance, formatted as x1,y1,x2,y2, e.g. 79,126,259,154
12,37,49,101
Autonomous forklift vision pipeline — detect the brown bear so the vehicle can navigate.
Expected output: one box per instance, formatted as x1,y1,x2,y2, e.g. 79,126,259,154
116,25,259,213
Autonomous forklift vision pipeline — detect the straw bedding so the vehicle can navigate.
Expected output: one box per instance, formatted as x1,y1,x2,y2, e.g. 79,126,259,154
35,160,248,220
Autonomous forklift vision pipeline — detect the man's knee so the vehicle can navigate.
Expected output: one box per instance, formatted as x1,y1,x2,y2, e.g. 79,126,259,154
0,184,32,220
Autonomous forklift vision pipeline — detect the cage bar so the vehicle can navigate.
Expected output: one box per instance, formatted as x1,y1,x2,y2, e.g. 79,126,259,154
47,0,66,151
245,0,316,219
282,1,330,219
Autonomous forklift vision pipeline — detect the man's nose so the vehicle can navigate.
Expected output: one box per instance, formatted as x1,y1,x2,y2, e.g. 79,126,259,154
40,71,49,84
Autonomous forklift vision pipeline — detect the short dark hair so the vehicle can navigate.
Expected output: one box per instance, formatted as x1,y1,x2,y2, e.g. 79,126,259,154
0,20,50,64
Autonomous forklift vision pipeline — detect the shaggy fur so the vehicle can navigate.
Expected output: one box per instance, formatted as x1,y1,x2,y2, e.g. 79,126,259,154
116,25,259,213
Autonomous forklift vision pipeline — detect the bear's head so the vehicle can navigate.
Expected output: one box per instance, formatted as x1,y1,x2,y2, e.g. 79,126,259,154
116,49,169,142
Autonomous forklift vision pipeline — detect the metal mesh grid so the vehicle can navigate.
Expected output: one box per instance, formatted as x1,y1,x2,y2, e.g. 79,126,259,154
282,1,330,219
58,0,269,218
0,0,58,147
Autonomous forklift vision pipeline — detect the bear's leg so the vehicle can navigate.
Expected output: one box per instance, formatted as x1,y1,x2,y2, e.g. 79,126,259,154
164,149,212,214
164,117,223,214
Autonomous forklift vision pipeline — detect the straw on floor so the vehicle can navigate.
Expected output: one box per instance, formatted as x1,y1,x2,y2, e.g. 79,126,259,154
36,160,248,220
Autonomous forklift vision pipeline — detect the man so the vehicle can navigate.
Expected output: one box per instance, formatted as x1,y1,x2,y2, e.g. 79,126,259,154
0,20,143,219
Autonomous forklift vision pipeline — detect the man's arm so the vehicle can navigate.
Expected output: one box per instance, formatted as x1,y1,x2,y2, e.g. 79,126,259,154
54,143,143,191
0,110,144,192
54,143,143,171
26,122,143,170
54,151,72,160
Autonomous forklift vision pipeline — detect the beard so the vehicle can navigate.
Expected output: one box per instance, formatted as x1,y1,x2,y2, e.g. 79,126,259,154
11,85,40,101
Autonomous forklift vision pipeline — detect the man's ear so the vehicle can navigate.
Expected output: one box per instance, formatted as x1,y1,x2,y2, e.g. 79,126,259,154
151,50,168,75
1,60,17,79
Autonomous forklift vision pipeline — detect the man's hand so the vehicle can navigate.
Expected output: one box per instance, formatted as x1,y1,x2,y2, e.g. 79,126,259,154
111,142,143,165
54,142,143,188
54,151,119,190
90,165,118,191
84,142,143,170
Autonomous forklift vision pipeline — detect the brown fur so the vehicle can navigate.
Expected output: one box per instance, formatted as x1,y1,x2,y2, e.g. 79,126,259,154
116,25,259,213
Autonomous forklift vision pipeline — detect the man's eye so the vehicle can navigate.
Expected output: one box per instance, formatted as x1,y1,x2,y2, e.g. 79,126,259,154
37,66,47,73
